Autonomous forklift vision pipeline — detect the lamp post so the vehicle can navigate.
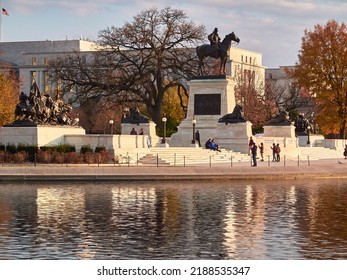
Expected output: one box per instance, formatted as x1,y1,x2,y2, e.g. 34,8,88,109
162,116,167,144
123,107,129,120
307,125,311,145
109,119,114,134
191,118,197,144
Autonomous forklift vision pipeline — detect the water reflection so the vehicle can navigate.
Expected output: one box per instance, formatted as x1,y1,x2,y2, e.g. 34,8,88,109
0,180,347,259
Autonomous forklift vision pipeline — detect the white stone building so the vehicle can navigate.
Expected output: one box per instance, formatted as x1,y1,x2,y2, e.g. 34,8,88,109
0,39,98,95
0,39,265,96
228,45,265,80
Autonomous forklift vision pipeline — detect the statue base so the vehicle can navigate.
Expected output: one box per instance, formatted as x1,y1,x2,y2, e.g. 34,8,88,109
121,121,156,136
263,125,296,137
169,77,236,147
215,121,253,153
121,122,161,147
0,125,85,147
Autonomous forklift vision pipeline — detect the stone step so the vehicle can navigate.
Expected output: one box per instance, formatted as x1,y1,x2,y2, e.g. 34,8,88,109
146,147,250,165
116,146,345,165
138,154,170,165
297,147,343,160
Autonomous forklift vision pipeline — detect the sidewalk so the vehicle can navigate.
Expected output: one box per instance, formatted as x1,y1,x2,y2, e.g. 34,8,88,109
0,158,346,181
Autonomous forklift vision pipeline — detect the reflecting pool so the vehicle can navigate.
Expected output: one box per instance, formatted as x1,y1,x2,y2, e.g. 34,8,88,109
0,179,347,259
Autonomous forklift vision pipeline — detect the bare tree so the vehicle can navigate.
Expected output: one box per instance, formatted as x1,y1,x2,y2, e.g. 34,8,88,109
266,77,312,117
48,7,205,125
234,65,277,130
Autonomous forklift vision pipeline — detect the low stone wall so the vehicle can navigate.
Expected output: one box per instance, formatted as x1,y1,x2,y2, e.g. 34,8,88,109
65,134,160,153
0,125,160,155
253,136,300,160
319,139,347,151
0,126,85,147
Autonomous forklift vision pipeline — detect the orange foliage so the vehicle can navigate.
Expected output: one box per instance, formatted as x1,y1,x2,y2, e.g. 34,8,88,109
0,72,19,126
289,20,347,137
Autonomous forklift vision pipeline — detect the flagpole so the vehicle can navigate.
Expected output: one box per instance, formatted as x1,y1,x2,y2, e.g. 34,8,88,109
0,0,3,42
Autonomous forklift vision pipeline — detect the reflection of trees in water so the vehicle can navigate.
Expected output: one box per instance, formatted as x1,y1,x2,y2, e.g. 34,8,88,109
0,184,38,258
302,182,347,259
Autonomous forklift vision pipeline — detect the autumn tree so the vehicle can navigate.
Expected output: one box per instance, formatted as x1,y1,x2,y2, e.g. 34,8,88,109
234,66,276,131
48,7,205,126
160,85,188,136
0,71,19,126
287,20,347,138
76,96,123,134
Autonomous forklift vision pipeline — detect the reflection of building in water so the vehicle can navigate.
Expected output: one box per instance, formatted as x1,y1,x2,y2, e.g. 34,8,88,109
223,185,267,258
111,185,190,254
36,186,93,258
191,186,229,258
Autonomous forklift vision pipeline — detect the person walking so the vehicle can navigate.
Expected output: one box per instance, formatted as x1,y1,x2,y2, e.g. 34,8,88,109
258,142,264,161
195,130,201,147
275,143,281,162
270,143,276,162
248,136,255,155
251,143,257,167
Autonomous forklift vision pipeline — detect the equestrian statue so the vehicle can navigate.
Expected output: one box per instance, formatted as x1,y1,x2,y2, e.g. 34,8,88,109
196,28,240,75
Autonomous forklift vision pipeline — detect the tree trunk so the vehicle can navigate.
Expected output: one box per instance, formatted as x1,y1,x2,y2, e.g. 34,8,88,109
339,120,346,139
147,103,163,128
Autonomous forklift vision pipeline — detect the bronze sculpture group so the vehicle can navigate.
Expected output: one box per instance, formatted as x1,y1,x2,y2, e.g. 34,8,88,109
12,82,79,126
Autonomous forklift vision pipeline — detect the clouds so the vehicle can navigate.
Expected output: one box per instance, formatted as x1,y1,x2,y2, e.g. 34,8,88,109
3,0,347,67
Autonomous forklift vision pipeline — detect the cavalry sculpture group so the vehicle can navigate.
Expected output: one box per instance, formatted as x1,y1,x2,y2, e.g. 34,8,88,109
13,82,79,126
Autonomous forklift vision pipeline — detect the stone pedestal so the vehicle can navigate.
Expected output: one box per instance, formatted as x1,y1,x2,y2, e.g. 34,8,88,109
121,122,160,147
158,142,170,148
297,134,325,147
170,76,236,147
0,125,85,147
263,125,296,137
215,121,253,153
121,121,156,136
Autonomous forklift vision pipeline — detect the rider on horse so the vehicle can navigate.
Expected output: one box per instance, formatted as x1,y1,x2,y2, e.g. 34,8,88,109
208,28,221,47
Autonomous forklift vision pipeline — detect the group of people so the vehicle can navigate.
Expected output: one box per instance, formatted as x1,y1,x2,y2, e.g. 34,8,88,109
270,143,281,162
248,136,281,167
205,138,221,152
130,128,144,135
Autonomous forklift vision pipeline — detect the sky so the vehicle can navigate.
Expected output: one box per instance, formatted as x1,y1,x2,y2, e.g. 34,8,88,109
1,0,347,68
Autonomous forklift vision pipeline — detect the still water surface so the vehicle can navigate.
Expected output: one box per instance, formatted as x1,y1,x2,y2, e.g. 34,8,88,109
0,179,347,260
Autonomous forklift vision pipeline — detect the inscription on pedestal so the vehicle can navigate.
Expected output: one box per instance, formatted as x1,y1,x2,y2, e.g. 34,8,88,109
194,94,221,115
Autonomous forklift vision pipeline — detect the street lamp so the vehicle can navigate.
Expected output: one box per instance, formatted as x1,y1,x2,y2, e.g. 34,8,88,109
162,116,167,143
191,118,197,144
123,107,129,120
307,125,311,145
109,119,114,134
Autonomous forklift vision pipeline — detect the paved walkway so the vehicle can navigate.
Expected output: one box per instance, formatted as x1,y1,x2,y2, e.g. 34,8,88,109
1,158,347,181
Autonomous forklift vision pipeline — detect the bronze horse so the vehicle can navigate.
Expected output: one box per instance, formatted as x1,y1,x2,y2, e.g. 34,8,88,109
196,32,240,75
